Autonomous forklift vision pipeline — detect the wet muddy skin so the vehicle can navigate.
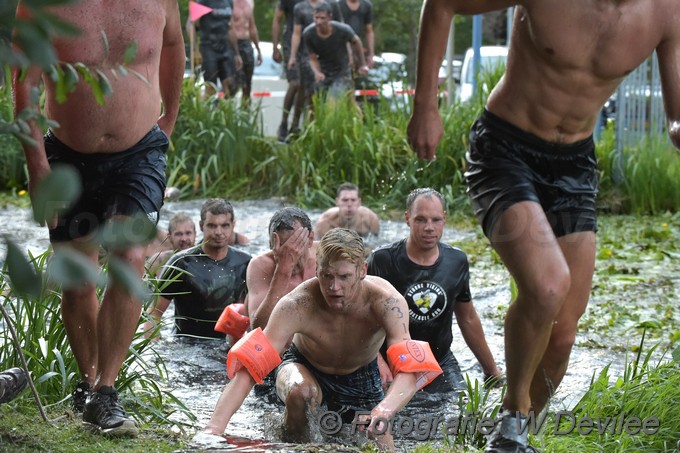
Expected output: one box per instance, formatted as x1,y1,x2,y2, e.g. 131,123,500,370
1,198,633,451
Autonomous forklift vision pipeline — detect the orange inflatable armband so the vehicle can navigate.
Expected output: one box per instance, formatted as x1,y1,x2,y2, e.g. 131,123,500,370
215,303,250,340
226,328,282,384
386,340,443,390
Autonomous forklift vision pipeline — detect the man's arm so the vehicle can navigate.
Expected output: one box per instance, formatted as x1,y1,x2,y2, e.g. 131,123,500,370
272,6,284,63
247,228,311,329
12,4,58,227
371,291,417,422
157,0,185,137
350,35,368,75
453,302,502,378
228,28,243,71
288,24,302,69
248,11,263,66
364,23,375,68
407,0,514,160
143,295,172,338
307,50,324,82
205,293,301,434
657,10,680,151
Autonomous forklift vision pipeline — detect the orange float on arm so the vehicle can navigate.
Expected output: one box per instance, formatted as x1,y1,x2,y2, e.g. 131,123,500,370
215,303,250,340
386,340,443,390
226,327,282,384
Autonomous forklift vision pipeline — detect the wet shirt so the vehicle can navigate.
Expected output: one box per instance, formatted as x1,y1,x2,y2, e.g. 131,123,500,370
160,245,251,339
198,0,234,52
338,0,372,42
303,21,356,80
278,0,305,48
292,0,343,57
367,239,472,361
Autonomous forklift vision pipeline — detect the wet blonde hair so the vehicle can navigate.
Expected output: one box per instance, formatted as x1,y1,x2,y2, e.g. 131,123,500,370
316,228,365,268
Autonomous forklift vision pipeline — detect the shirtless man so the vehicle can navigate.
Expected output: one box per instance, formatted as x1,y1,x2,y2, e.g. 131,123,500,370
246,207,317,331
406,1,680,451
230,0,262,104
315,182,380,238
203,228,441,451
12,0,184,436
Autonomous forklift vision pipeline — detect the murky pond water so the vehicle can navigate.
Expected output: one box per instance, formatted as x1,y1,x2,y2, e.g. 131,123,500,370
0,198,633,451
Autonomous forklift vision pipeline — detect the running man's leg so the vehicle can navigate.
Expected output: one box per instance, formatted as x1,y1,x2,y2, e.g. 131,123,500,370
529,230,595,412
489,201,572,416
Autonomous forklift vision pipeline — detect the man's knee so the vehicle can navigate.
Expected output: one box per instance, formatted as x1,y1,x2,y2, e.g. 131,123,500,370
547,325,577,361
284,381,320,412
518,267,571,322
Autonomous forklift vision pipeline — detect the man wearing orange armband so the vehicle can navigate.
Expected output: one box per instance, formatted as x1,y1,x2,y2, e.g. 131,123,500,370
203,228,441,451
143,199,251,340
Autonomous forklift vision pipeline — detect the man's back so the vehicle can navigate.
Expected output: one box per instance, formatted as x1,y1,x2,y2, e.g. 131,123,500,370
488,0,679,144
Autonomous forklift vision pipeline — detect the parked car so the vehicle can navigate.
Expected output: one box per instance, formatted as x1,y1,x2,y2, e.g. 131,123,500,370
357,52,412,111
248,41,288,137
457,45,508,102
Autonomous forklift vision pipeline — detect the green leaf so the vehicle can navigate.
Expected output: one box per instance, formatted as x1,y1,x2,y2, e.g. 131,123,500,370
672,344,680,363
4,237,42,298
123,41,138,65
96,214,158,250
47,247,106,289
100,30,110,57
32,164,82,226
96,69,113,98
107,256,151,303
63,63,80,92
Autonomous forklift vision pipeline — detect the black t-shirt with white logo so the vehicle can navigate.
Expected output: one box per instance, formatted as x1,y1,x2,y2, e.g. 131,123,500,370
367,239,471,361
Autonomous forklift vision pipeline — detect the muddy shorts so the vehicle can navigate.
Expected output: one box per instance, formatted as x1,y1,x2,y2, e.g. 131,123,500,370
316,74,354,100
278,343,384,422
281,44,299,83
45,125,168,243
236,39,255,92
465,109,598,238
297,56,317,98
200,44,236,86
422,350,465,393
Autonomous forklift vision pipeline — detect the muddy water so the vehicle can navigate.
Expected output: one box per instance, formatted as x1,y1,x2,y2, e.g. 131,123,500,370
0,199,629,451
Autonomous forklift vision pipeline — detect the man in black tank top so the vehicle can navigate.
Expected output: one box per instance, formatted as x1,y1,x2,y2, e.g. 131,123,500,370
367,188,502,393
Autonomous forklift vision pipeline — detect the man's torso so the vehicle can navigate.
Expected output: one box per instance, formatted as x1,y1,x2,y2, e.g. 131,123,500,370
288,277,389,375
45,0,169,152
231,0,253,41
367,239,471,360
489,0,672,145
323,206,376,237
162,245,251,337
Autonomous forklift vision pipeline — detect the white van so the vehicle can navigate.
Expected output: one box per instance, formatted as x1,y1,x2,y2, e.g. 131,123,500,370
458,45,508,103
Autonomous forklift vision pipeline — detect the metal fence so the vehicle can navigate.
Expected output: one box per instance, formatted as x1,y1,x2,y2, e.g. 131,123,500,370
613,53,667,153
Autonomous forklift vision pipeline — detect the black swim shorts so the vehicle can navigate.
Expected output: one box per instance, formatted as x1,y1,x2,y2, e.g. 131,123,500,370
465,109,598,239
45,125,168,243
236,39,255,92
279,343,384,422
200,44,236,87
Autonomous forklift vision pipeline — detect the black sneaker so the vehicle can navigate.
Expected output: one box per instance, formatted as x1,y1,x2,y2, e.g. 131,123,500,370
485,410,530,453
83,386,139,437
71,380,92,414
277,123,288,142
0,367,28,404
